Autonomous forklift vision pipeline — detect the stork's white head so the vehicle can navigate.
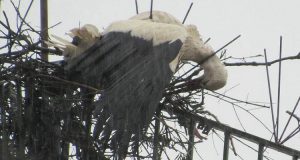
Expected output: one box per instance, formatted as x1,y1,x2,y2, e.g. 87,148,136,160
47,24,101,61
178,25,228,90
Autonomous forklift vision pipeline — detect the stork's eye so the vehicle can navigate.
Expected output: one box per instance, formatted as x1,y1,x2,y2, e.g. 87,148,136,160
72,36,81,46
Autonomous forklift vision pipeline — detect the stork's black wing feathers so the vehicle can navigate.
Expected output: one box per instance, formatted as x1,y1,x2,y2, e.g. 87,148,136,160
65,32,183,158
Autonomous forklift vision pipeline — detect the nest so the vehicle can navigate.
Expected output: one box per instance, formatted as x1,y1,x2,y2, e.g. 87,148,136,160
0,7,214,160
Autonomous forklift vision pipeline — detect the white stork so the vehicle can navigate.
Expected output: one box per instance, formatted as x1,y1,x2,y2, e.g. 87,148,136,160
48,11,227,158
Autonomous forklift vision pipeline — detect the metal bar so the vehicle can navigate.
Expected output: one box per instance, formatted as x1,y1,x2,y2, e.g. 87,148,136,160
281,126,300,144
153,108,161,160
149,0,153,19
293,155,299,160
0,85,9,160
182,2,193,24
40,0,48,61
185,113,300,157
257,143,264,160
264,50,277,141
223,131,230,160
135,0,139,14
279,97,300,141
276,36,283,142
16,80,25,159
187,119,195,160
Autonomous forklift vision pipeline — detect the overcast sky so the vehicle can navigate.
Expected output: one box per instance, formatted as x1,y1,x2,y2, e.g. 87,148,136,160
2,0,300,159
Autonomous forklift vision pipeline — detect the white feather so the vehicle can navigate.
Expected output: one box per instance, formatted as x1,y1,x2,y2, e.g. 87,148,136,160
51,34,75,46
104,20,187,46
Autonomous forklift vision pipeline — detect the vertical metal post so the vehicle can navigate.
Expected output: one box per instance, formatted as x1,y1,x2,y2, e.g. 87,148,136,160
223,131,230,160
0,85,9,160
153,107,161,160
16,81,25,160
264,49,277,141
40,0,48,61
293,155,299,160
149,0,153,19
276,36,283,142
258,143,264,160
135,0,139,14
187,119,195,160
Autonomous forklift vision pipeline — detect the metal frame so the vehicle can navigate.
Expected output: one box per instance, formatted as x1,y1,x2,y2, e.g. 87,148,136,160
192,114,300,160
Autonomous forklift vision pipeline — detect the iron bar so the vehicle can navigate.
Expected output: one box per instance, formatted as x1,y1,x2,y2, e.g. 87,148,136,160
280,125,300,144
150,0,153,19
135,0,139,14
187,113,300,157
223,131,230,160
264,50,277,142
182,2,193,24
16,80,25,159
276,36,283,142
279,97,300,142
0,85,9,160
153,108,161,160
257,143,264,160
40,0,48,61
187,119,195,160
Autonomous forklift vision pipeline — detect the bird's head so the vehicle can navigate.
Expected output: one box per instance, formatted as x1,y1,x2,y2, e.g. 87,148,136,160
180,25,228,90
47,24,101,61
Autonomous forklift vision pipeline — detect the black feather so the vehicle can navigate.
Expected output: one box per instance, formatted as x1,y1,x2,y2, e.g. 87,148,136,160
65,31,183,158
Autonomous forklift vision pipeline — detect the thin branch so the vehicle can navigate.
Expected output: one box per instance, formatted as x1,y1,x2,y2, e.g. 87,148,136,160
231,104,247,132
224,52,300,66
286,110,300,122
207,92,273,134
36,74,100,92
10,0,34,34
175,35,241,81
211,91,269,108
